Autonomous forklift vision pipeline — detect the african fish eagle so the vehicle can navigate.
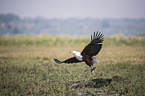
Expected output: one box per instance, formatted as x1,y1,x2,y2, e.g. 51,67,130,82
54,32,104,73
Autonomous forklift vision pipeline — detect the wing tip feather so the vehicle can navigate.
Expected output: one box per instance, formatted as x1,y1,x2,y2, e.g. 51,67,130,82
91,31,104,42
54,58,62,64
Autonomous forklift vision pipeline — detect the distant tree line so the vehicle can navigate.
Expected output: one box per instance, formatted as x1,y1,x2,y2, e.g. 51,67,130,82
0,13,145,36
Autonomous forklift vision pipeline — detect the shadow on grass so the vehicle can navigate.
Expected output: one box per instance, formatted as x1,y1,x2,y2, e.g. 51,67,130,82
69,75,123,89
69,75,124,95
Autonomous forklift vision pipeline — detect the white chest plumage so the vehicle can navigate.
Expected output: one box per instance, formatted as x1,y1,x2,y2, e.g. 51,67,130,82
72,51,83,61
76,54,83,61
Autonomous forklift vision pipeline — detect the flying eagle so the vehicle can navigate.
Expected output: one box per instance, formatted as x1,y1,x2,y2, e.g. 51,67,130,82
54,32,104,73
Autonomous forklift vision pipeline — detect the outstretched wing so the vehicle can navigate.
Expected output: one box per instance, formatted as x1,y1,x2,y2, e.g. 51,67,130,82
54,56,81,64
81,32,104,57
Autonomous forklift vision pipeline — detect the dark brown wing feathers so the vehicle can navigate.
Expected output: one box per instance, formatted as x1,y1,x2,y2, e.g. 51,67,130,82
81,32,104,57
62,56,81,63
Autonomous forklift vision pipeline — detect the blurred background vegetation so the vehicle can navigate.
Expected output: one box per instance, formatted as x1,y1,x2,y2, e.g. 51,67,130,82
0,34,145,47
0,13,145,47
0,14,145,36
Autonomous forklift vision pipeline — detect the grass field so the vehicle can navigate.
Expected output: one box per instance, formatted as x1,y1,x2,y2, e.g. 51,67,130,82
0,35,145,95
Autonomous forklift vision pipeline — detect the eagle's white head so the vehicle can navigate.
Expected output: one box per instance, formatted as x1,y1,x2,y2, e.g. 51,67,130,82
69,51,78,55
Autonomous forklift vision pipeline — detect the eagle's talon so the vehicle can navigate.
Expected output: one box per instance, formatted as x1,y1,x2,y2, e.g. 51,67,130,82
91,67,96,73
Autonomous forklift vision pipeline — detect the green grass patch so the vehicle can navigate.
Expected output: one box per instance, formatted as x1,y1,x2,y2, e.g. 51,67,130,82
0,35,145,95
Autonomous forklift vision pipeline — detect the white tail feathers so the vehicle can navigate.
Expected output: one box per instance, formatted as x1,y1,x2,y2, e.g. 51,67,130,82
92,57,98,65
